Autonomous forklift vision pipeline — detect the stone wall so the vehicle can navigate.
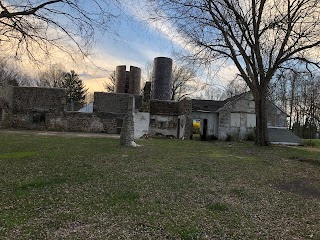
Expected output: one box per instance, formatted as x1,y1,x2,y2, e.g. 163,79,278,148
178,98,193,139
13,87,66,113
0,82,14,128
150,100,179,115
46,112,123,133
12,113,47,130
93,92,142,114
149,115,179,137
149,98,193,139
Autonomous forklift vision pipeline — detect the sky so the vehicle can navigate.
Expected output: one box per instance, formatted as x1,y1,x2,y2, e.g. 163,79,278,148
12,0,239,95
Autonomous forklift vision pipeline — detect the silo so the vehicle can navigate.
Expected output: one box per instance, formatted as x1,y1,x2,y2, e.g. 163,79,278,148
125,71,130,93
115,65,126,93
151,57,173,100
129,66,141,95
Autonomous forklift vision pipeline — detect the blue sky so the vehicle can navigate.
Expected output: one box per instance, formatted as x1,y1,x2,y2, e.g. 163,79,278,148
13,0,238,93
79,2,238,94
69,1,185,92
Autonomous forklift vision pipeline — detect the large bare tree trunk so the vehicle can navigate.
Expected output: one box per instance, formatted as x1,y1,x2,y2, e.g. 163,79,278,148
254,89,270,146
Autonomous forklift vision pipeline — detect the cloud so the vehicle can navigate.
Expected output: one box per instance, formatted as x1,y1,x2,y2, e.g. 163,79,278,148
83,77,109,93
125,1,190,53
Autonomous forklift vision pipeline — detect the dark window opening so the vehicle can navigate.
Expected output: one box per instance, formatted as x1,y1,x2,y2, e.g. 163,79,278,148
32,112,46,124
150,119,156,127
159,121,166,129
0,108,4,121
116,118,123,134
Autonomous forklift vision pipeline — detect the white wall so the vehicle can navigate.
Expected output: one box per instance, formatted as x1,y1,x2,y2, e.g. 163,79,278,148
134,112,150,139
192,112,219,138
149,115,178,137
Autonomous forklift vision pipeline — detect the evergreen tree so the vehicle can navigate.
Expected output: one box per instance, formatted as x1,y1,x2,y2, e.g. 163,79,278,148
62,70,87,108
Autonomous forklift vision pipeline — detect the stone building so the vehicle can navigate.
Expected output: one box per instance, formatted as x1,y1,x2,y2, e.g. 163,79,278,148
149,98,192,139
192,92,302,145
1,56,301,144
0,81,193,139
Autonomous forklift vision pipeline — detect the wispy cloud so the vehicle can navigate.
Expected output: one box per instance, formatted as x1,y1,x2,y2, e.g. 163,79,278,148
125,1,191,53
125,1,237,86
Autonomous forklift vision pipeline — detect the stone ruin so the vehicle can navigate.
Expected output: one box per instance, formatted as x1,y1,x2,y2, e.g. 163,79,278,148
120,96,137,147
151,57,173,100
0,57,194,144
115,65,141,95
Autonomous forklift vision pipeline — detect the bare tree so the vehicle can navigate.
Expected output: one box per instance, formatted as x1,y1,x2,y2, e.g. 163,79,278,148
0,58,20,85
152,0,320,145
145,61,200,100
144,61,153,83
171,64,199,100
37,64,66,87
0,0,120,60
103,71,116,93
270,69,320,137
222,77,248,99
0,57,34,86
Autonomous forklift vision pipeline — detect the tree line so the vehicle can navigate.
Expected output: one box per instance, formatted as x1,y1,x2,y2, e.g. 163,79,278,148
270,70,320,138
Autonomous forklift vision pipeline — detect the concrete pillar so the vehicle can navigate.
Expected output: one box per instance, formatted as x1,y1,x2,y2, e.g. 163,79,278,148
129,66,141,95
115,65,126,93
151,57,173,100
120,96,136,147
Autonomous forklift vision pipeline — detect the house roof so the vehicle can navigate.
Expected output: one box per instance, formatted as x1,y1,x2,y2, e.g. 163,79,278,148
192,92,249,113
223,92,249,104
216,92,250,112
268,127,304,145
192,99,225,113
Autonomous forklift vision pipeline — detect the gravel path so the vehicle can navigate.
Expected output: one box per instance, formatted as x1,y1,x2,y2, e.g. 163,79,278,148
0,129,120,139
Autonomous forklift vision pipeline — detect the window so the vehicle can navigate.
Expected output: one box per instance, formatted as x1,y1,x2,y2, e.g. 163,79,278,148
231,113,241,127
158,121,166,129
0,108,4,121
32,112,46,124
247,114,256,128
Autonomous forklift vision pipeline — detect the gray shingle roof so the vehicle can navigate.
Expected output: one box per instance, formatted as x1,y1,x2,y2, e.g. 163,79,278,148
268,128,304,145
192,99,225,112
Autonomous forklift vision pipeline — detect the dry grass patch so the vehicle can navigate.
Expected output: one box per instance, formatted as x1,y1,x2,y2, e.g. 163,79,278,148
0,132,319,239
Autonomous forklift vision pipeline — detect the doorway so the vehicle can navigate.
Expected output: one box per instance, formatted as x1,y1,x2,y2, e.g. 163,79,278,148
202,119,208,141
177,118,180,139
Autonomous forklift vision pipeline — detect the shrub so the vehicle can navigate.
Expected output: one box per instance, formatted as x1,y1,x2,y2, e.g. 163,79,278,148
226,134,233,141
245,131,255,141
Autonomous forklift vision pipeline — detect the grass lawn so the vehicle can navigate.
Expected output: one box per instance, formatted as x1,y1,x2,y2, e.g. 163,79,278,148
304,139,320,147
0,132,319,239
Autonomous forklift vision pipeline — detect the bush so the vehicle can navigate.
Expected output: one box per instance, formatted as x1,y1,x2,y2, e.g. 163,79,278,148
245,131,255,141
225,134,233,141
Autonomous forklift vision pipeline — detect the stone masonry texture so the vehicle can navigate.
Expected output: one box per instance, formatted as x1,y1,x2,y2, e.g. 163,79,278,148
151,57,173,100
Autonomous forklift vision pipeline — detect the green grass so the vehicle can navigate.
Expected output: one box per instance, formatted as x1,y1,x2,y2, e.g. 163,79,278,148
0,132,319,239
304,139,320,147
